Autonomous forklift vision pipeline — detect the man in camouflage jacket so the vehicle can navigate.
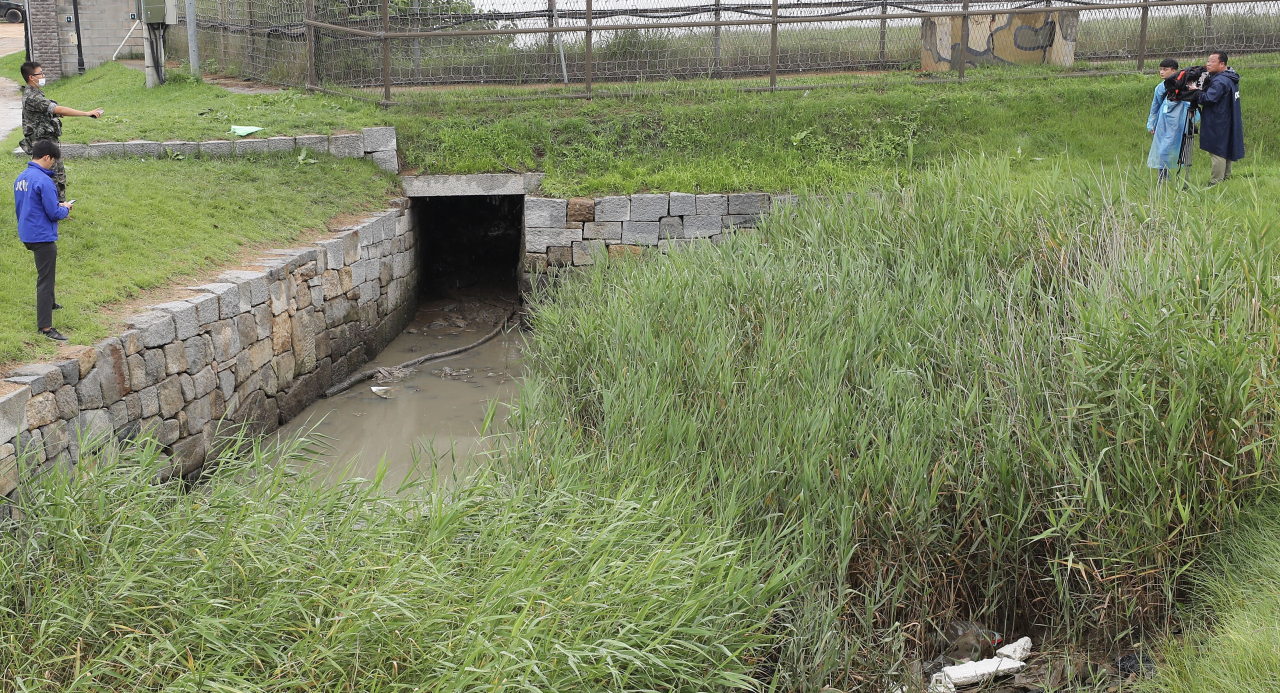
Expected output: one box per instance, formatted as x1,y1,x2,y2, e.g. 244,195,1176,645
19,62,104,201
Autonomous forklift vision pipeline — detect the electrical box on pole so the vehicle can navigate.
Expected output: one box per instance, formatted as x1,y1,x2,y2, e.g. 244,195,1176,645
139,0,165,23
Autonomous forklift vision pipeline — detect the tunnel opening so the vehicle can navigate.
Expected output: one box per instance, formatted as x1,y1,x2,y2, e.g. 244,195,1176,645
414,195,523,301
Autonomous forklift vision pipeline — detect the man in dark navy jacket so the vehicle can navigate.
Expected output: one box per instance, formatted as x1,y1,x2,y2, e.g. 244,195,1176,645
14,140,73,340
1190,51,1244,186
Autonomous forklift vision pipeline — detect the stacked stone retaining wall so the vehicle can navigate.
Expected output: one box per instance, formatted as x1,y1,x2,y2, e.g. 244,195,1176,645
520,191,794,291
0,200,420,499
12,127,400,173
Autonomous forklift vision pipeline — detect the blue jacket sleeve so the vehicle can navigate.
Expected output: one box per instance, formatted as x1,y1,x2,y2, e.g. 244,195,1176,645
1199,75,1227,105
1147,83,1164,131
40,179,69,222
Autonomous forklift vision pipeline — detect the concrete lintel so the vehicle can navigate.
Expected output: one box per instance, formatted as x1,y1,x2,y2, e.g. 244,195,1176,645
401,173,528,197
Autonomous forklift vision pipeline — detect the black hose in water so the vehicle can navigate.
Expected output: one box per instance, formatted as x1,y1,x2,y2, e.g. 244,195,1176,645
322,311,516,398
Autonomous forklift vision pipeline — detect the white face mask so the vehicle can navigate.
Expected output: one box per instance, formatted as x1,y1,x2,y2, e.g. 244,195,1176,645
36,78,45,87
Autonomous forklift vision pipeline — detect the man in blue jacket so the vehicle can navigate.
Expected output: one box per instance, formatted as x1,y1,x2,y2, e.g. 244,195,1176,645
1190,50,1244,186
15,140,73,340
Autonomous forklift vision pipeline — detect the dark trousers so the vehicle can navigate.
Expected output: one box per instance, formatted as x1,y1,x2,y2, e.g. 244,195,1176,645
23,241,56,330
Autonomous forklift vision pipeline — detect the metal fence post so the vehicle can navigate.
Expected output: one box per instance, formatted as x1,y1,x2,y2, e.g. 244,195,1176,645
713,0,721,76
769,0,778,89
878,0,887,68
412,0,420,74
305,0,316,87
585,0,593,98
186,0,198,77
1137,0,1150,70
957,0,969,79
382,0,391,103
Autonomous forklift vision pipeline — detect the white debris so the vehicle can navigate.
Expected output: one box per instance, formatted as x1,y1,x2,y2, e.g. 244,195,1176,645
370,386,392,398
996,636,1033,662
931,657,1025,689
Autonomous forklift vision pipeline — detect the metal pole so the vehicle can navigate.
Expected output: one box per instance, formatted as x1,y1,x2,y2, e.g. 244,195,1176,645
957,0,969,79
186,0,199,77
769,0,778,89
412,0,420,73
382,0,391,102
553,1,567,85
305,0,316,87
218,0,227,67
70,0,85,74
713,0,721,76
585,0,592,98
878,0,887,68
1136,0,1149,70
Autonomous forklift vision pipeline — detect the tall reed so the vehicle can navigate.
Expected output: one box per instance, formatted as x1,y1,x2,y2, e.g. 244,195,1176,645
0,434,787,691
512,157,1280,688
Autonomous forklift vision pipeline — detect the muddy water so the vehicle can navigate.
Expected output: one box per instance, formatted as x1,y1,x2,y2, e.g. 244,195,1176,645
276,293,522,488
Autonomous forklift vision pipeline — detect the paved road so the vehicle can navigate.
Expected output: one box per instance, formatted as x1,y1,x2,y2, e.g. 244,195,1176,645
0,23,26,142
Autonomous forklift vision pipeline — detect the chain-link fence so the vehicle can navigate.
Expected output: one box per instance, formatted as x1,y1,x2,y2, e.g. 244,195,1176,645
168,0,1280,102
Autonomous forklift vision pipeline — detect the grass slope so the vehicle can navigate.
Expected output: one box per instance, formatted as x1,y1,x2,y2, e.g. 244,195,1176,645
387,58,1280,195
1144,506,1280,692
0,52,385,143
0,154,397,364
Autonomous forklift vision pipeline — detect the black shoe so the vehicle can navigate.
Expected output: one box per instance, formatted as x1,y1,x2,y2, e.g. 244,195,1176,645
41,327,68,341
53,303,63,310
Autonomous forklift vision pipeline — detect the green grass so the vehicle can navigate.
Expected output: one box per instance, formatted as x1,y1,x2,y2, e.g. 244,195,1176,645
0,52,386,143
0,433,790,691
0,154,398,365
1143,505,1280,693
511,155,1280,688
386,61,1280,195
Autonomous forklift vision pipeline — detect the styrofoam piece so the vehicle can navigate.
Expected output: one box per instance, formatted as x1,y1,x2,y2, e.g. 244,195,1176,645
931,657,1025,688
996,636,1033,662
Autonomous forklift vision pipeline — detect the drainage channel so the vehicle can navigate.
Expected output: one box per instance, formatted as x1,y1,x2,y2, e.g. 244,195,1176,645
276,192,524,488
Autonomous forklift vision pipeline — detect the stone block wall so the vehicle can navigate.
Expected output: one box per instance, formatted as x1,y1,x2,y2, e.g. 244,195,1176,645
521,191,795,291
16,127,401,174
56,0,143,74
0,201,420,499
28,0,63,81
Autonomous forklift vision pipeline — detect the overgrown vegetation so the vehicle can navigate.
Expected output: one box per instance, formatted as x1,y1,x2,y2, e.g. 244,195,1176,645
510,156,1280,688
0,154,397,364
0,438,789,691
2,154,1277,690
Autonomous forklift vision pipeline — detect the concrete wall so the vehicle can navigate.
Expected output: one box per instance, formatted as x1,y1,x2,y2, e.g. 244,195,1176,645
921,11,1079,71
0,202,420,499
56,0,145,74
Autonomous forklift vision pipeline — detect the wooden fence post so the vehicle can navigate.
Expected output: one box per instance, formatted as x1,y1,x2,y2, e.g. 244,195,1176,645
878,0,888,67
769,0,778,89
957,0,970,79
585,0,592,98
382,0,391,103
305,0,316,88
1205,1,1213,48
1137,0,1150,70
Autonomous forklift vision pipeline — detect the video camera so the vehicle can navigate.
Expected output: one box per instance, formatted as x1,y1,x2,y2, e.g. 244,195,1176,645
1164,65,1208,102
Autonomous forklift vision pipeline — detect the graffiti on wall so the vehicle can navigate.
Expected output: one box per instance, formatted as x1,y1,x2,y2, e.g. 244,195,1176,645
922,11,1080,71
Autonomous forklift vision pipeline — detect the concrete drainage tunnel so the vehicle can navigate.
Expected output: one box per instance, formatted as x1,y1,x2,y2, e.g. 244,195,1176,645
277,194,525,485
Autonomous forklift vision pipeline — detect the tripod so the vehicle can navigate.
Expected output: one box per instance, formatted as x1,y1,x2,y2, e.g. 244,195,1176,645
1173,103,1199,190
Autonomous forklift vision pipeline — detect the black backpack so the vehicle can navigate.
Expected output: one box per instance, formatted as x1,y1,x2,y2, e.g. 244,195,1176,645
1164,65,1207,102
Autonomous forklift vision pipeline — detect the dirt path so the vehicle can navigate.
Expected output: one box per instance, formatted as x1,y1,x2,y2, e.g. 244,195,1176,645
0,23,25,142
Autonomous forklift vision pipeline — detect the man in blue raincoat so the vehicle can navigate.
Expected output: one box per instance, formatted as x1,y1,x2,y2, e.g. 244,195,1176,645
1189,50,1244,185
1147,58,1196,183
